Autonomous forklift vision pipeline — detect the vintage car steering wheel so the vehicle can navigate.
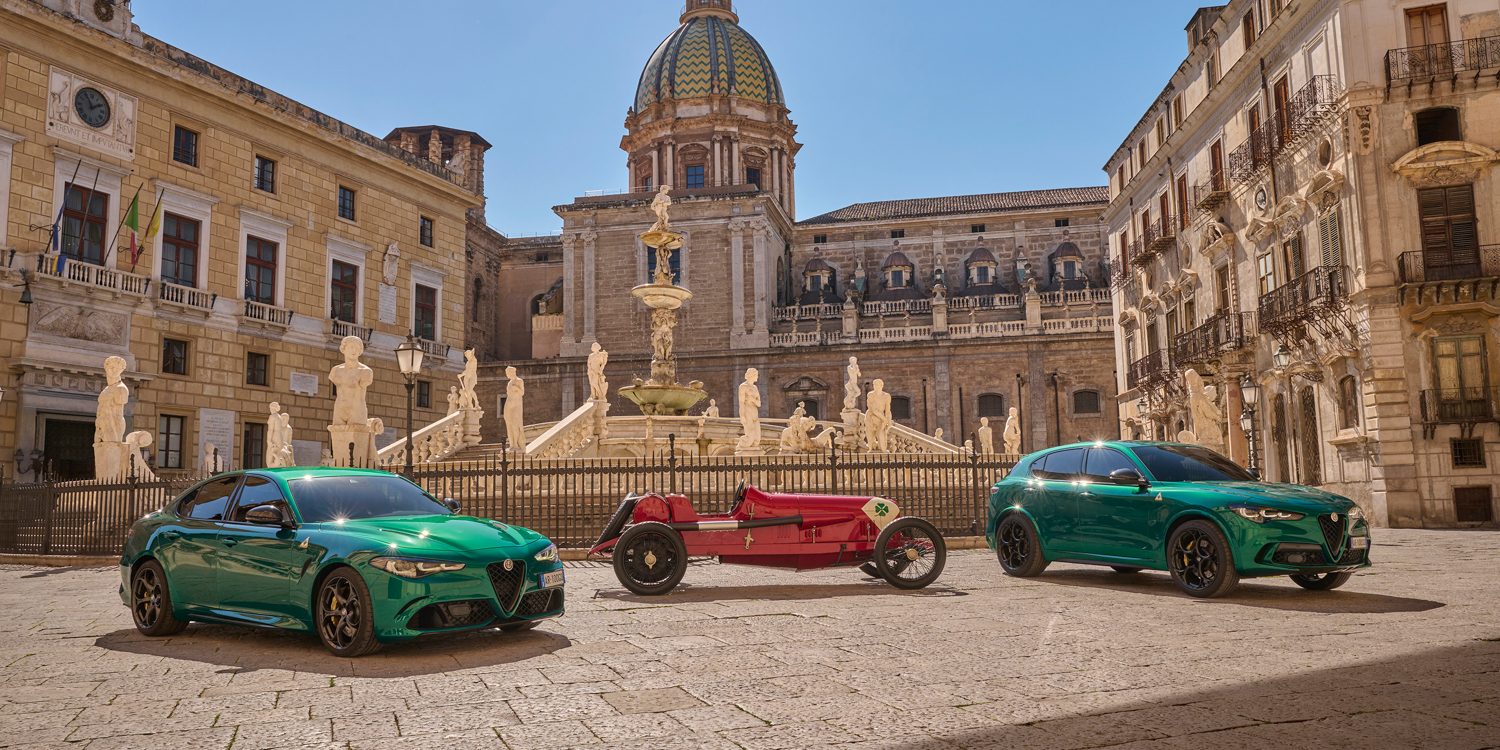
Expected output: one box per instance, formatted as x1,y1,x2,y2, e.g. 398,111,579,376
730,480,748,513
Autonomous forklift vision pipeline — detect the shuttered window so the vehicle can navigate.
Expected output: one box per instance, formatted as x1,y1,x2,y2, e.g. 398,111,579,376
1318,210,1344,268
1282,234,1304,280
1419,184,1478,270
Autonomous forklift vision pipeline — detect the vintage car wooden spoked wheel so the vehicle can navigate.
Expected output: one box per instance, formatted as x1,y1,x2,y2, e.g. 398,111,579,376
873,517,946,590
613,522,688,596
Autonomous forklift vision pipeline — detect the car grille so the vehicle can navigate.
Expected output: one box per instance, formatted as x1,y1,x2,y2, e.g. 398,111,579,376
1318,514,1345,551
410,599,493,630
487,562,526,612
516,588,563,617
1338,547,1366,565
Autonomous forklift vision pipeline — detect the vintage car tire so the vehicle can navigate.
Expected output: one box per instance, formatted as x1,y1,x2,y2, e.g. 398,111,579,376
1110,566,1144,574
994,514,1049,577
130,560,188,636
613,522,688,596
315,567,382,657
874,517,946,590
1166,520,1240,598
1289,571,1352,591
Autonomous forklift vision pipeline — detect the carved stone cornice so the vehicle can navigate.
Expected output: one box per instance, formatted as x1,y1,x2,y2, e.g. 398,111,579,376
1392,141,1498,188
1304,168,1346,209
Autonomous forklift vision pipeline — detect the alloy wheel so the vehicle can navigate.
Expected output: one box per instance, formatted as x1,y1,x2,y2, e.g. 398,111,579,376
1170,527,1219,591
320,577,362,651
132,568,162,628
998,520,1030,569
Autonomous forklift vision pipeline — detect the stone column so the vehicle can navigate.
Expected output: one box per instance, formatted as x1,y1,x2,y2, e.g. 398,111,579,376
651,148,660,188
932,291,948,336
731,136,741,184
1024,286,1043,333
628,158,636,190
729,219,747,336
787,155,795,218
665,141,675,187
562,233,579,349
842,297,859,342
751,223,770,341
712,136,723,186
771,148,781,199
582,230,598,342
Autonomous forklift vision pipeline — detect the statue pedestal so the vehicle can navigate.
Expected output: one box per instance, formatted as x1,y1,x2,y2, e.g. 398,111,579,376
735,444,766,457
93,441,130,482
839,409,864,452
327,423,375,468
461,407,484,444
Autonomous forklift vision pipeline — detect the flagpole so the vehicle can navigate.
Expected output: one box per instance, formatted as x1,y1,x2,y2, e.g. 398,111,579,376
102,184,142,268
47,159,85,256
61,166,104,263
131,187,166,273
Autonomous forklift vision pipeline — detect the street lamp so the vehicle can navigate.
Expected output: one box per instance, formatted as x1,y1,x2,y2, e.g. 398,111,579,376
395,333,425,475
1239,374,1261,476
1272,343,1293,370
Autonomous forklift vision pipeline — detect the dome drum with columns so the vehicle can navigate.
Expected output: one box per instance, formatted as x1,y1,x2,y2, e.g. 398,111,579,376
623,0,799,217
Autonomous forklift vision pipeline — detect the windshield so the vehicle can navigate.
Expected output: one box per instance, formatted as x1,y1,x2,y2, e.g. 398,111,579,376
289,474,451,523
1130,445,1255,483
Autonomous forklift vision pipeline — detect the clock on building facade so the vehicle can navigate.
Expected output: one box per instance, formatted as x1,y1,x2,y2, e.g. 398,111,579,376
73,87,111,128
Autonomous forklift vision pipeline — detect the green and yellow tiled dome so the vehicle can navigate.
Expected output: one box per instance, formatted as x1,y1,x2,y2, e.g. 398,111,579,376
634,13,785,110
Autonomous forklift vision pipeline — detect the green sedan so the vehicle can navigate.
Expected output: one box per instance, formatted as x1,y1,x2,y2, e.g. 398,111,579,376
120,468,564,656
986,441,1371,598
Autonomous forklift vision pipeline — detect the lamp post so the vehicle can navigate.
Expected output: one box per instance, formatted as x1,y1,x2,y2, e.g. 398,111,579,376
1272,343,1292,370
395,334,425,476
1239,374,1261,476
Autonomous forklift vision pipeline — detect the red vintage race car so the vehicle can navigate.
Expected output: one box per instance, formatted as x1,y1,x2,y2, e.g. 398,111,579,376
589,482,947,595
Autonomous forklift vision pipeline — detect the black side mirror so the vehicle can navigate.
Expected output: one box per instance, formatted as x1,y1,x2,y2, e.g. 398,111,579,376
1247,468,1262,481
444,498,462,513
245,504,292,528
1109,468,1149,489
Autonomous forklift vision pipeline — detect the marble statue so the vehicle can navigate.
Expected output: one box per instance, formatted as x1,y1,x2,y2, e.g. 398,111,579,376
977,417,995,455
1178,429,1199,443
124,430,158,481
792,401,807,419
459,349,481,410
266,402,294,468
864,379,893,453
811,426,840,450
504,366,526,452
95,355,128,445
648,184,673,233
447,386,462,416
1183,368,1224,452
933,427,945,443
843,356,862,412
964,439,975,454
704,399,720,418
736,368,762,452
587,342,609,401
1002,406,1022,454
648,309,677,384
329,336,373,427
381,242,401,285
365,417,384,464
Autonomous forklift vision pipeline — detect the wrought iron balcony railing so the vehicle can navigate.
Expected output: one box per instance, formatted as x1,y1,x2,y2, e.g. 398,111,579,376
1420,387,1500,424
1112,251,1132,287
1144,215,1179,255
1172,311,1255,368
1387,35,1500,85
1257,265,1348,338
1228,75,1343,185
1127,349,1173,391
1396,246,1500,284
1193,171,1229,211
1128,238,1159,269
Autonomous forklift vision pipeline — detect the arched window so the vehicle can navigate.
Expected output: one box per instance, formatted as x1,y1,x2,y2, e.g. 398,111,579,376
1073,390,1102,415
890,395,913,421
1337,375,1360,430
977,393,1006,418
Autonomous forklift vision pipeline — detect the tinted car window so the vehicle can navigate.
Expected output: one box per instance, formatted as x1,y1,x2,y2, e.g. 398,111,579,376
290,474,451,523
1038,448,1085,480
1083,448,1138,481
1132,445,1254,482
230,476,291,523
180,476,240,521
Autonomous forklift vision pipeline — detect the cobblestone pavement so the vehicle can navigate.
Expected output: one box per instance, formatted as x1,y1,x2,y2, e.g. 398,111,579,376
2,529,1499,749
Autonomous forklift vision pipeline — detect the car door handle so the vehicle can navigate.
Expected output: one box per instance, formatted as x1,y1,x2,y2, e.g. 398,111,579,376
222,538,239,547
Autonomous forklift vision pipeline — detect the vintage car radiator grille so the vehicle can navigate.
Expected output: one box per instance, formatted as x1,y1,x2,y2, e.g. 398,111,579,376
487,562,526,612
516,588,563,617
1317,514,1345,552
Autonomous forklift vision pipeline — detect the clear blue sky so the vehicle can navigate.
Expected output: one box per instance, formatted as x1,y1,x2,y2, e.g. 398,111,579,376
133,0,1209,235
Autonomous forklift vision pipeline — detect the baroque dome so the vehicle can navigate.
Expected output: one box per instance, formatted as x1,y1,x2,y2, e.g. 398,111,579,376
634,8,785,111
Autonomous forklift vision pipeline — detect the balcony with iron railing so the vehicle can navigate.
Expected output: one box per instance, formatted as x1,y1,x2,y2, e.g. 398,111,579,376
1387,35,1500,86
1172,311,1255,368
1193,171,1229,211
1143,215,1179,256
1128,238,1158,269
1257,265,1348,338
1126,349,1173,391
1228,75,1343,185
1397,246,1500,285
418,338,451,359
1420,387,1500,425
1112,252,1133,288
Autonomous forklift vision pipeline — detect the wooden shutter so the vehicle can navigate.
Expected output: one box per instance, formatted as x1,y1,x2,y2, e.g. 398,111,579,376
1319,210,1343,268
1448,185,1478,265
1419,185,1478,267
1176,175,1189,228
1210,141,1225,188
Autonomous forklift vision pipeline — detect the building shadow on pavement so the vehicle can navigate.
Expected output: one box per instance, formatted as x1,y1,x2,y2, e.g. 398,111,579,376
919,639,1500,749
595,581,969,604
95,623,569,677
1035,569,1443,614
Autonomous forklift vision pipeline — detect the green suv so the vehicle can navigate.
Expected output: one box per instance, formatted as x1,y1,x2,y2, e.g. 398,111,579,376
986,441,1371,597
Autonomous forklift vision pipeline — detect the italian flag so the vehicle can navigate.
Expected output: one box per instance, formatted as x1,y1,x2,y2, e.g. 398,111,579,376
123,192,140,265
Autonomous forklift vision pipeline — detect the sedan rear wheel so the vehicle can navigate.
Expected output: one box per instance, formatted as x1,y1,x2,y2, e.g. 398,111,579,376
316,568,381,657
1166,520,1239,598
1290,571,1352,591
131,560,187,636
995,514,1048,577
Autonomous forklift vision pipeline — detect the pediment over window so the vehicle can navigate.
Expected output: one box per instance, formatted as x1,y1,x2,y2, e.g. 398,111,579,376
1198,220,1234,257
1392,141,1499,188
1118,306,1139,327
1304,168,1346,208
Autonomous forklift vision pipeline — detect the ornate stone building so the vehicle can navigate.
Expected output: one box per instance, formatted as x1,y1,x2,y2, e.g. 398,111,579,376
1106,0,1500,527
468,0,1122,452
0,0,483,478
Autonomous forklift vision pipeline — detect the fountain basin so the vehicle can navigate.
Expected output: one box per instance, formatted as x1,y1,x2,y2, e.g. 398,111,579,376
631,283,693,310
618,382,708,416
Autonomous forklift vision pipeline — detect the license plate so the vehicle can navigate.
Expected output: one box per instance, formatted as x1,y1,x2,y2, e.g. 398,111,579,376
1350,536,1369,550
541,570,565,588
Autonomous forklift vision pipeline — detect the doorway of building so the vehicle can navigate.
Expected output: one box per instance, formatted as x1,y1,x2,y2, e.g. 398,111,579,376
41,417,95,480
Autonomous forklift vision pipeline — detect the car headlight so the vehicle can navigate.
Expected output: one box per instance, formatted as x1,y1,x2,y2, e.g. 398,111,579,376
1347,505,1366,522
1230,505,1305,523
369,557,465,578
533,544,558,562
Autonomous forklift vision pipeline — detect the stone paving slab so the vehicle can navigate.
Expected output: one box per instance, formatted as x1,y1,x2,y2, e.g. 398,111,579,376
1,529,1499,748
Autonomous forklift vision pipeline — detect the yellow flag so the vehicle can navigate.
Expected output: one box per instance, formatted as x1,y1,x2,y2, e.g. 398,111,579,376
144,198,163,240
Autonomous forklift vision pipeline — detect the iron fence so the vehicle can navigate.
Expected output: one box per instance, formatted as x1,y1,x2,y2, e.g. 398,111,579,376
1396,246,1500,284
0,446,1015,556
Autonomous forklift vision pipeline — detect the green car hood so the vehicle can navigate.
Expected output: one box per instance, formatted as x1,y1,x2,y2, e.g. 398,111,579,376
313,515,545,557
1175,482,1354,514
